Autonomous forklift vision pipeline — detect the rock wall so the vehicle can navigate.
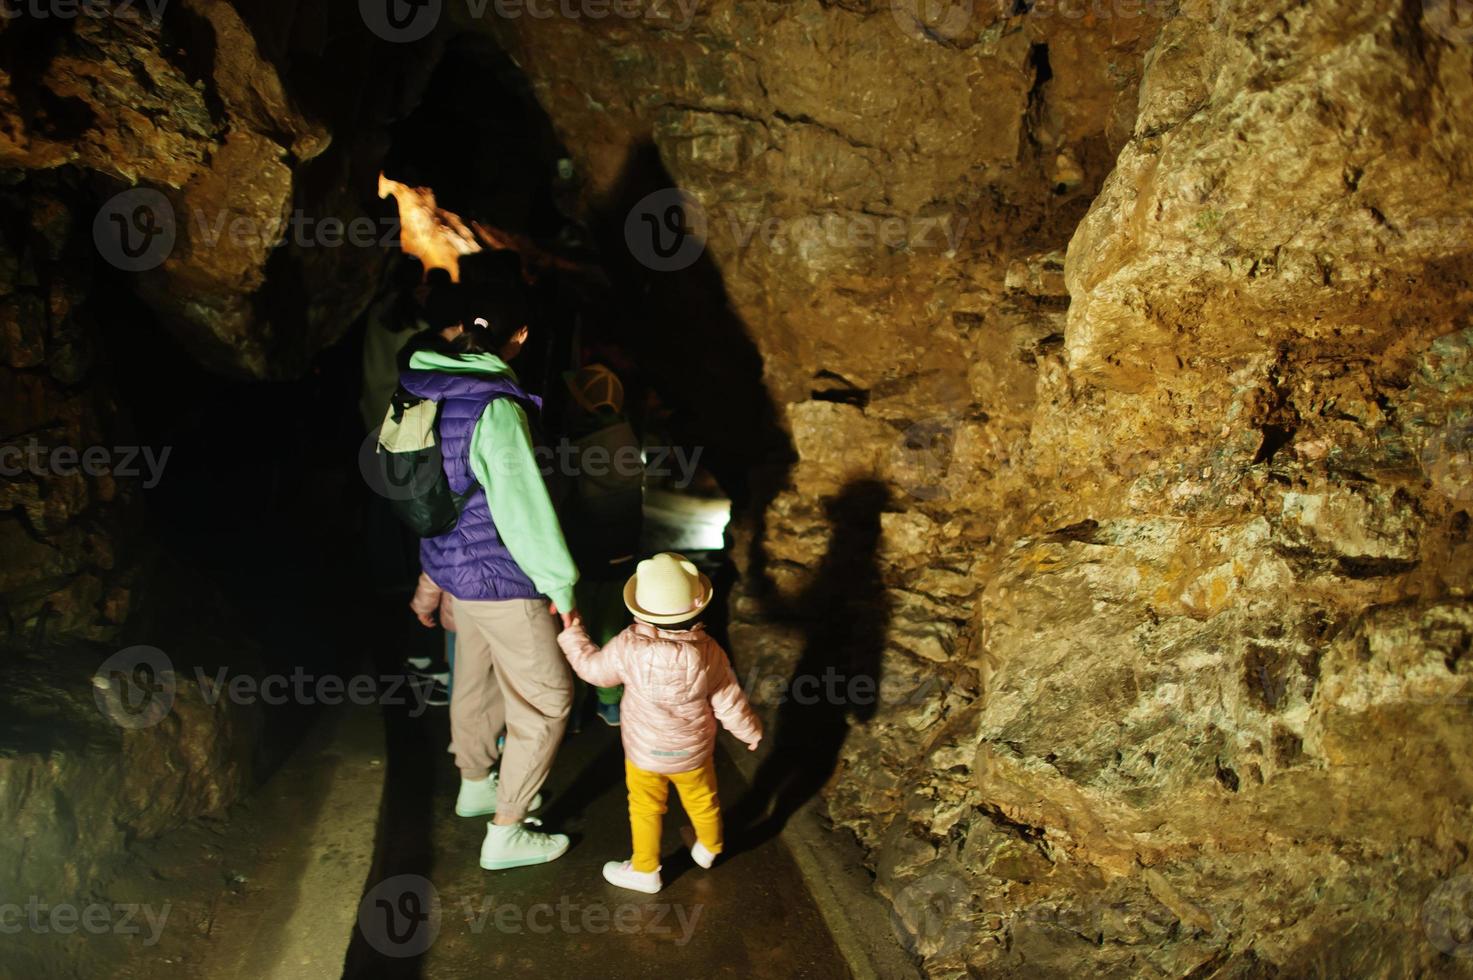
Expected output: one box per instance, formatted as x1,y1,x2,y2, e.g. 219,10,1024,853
0,172,141,640
477,0,1473,974
3,0,1472,973
0,0,439,636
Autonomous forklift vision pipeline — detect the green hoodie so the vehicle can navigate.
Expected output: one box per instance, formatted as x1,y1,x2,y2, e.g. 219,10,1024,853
408,350,579,614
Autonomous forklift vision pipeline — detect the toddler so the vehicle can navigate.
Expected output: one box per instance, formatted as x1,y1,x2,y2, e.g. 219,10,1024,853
558,552,762,893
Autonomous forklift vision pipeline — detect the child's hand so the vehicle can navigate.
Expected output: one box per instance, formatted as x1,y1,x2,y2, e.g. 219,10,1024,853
747,738,761,752
415,610,437,629
549,602,582,631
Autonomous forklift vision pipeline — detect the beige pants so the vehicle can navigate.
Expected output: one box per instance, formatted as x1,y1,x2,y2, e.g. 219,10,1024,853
448,596,572,821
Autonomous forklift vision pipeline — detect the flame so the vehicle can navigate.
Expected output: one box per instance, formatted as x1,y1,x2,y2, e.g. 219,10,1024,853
378,174,481,281
379,173,595,286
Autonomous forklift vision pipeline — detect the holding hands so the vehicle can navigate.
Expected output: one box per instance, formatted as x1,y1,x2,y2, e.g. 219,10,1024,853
549,602,582,631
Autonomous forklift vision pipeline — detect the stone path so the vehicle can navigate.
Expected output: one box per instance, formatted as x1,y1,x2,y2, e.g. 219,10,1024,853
344,704,851,980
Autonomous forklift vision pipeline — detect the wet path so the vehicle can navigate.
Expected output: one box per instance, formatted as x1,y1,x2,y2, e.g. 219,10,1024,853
347,705,850,979
341,480,853,979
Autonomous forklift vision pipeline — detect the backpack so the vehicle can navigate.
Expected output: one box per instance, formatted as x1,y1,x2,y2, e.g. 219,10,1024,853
372,386,471,537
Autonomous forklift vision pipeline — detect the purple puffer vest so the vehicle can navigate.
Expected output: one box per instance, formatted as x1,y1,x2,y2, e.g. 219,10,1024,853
398,366,544,602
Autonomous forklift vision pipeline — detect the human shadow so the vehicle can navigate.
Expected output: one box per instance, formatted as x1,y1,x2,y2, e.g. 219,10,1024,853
590,140,794,513
726,479,891,850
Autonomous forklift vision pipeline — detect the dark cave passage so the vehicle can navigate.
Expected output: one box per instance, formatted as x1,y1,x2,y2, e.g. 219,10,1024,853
0,26,863,980
5,2,1472,979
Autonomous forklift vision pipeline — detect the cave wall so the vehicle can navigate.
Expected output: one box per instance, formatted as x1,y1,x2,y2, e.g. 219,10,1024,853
475,0,1473,974
0,0,447,636
0,172,139,640
2,0,1471,974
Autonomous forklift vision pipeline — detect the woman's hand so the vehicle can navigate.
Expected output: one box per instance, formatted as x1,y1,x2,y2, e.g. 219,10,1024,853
548,603,582,631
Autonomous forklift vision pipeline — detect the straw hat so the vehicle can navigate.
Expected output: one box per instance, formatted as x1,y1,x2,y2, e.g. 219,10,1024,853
623,553,712,625
565,364,625,415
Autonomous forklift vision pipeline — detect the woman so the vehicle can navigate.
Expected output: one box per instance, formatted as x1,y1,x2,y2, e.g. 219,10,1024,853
398,284,581,871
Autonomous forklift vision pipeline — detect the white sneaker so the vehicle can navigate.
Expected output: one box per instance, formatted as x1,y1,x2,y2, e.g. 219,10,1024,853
602,860,663,894
691,841,717,868
479,819,569,870
455,773,543,817
681,825,718,868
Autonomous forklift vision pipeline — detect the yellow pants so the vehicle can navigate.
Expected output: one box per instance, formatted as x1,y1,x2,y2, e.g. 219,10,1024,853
625,759,722,873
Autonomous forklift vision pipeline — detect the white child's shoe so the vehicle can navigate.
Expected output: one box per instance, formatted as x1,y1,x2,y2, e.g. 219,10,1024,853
602,860,663,894
456,773,543,817
681,825,718,868
690,841,717,869
479,819,569,870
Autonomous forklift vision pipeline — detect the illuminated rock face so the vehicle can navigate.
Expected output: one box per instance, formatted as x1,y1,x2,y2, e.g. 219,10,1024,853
473,1,1473,973
3,0,1473,973
0,0,428,379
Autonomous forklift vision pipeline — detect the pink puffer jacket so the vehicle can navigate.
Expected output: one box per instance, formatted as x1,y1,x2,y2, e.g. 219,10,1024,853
558,621,763,775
